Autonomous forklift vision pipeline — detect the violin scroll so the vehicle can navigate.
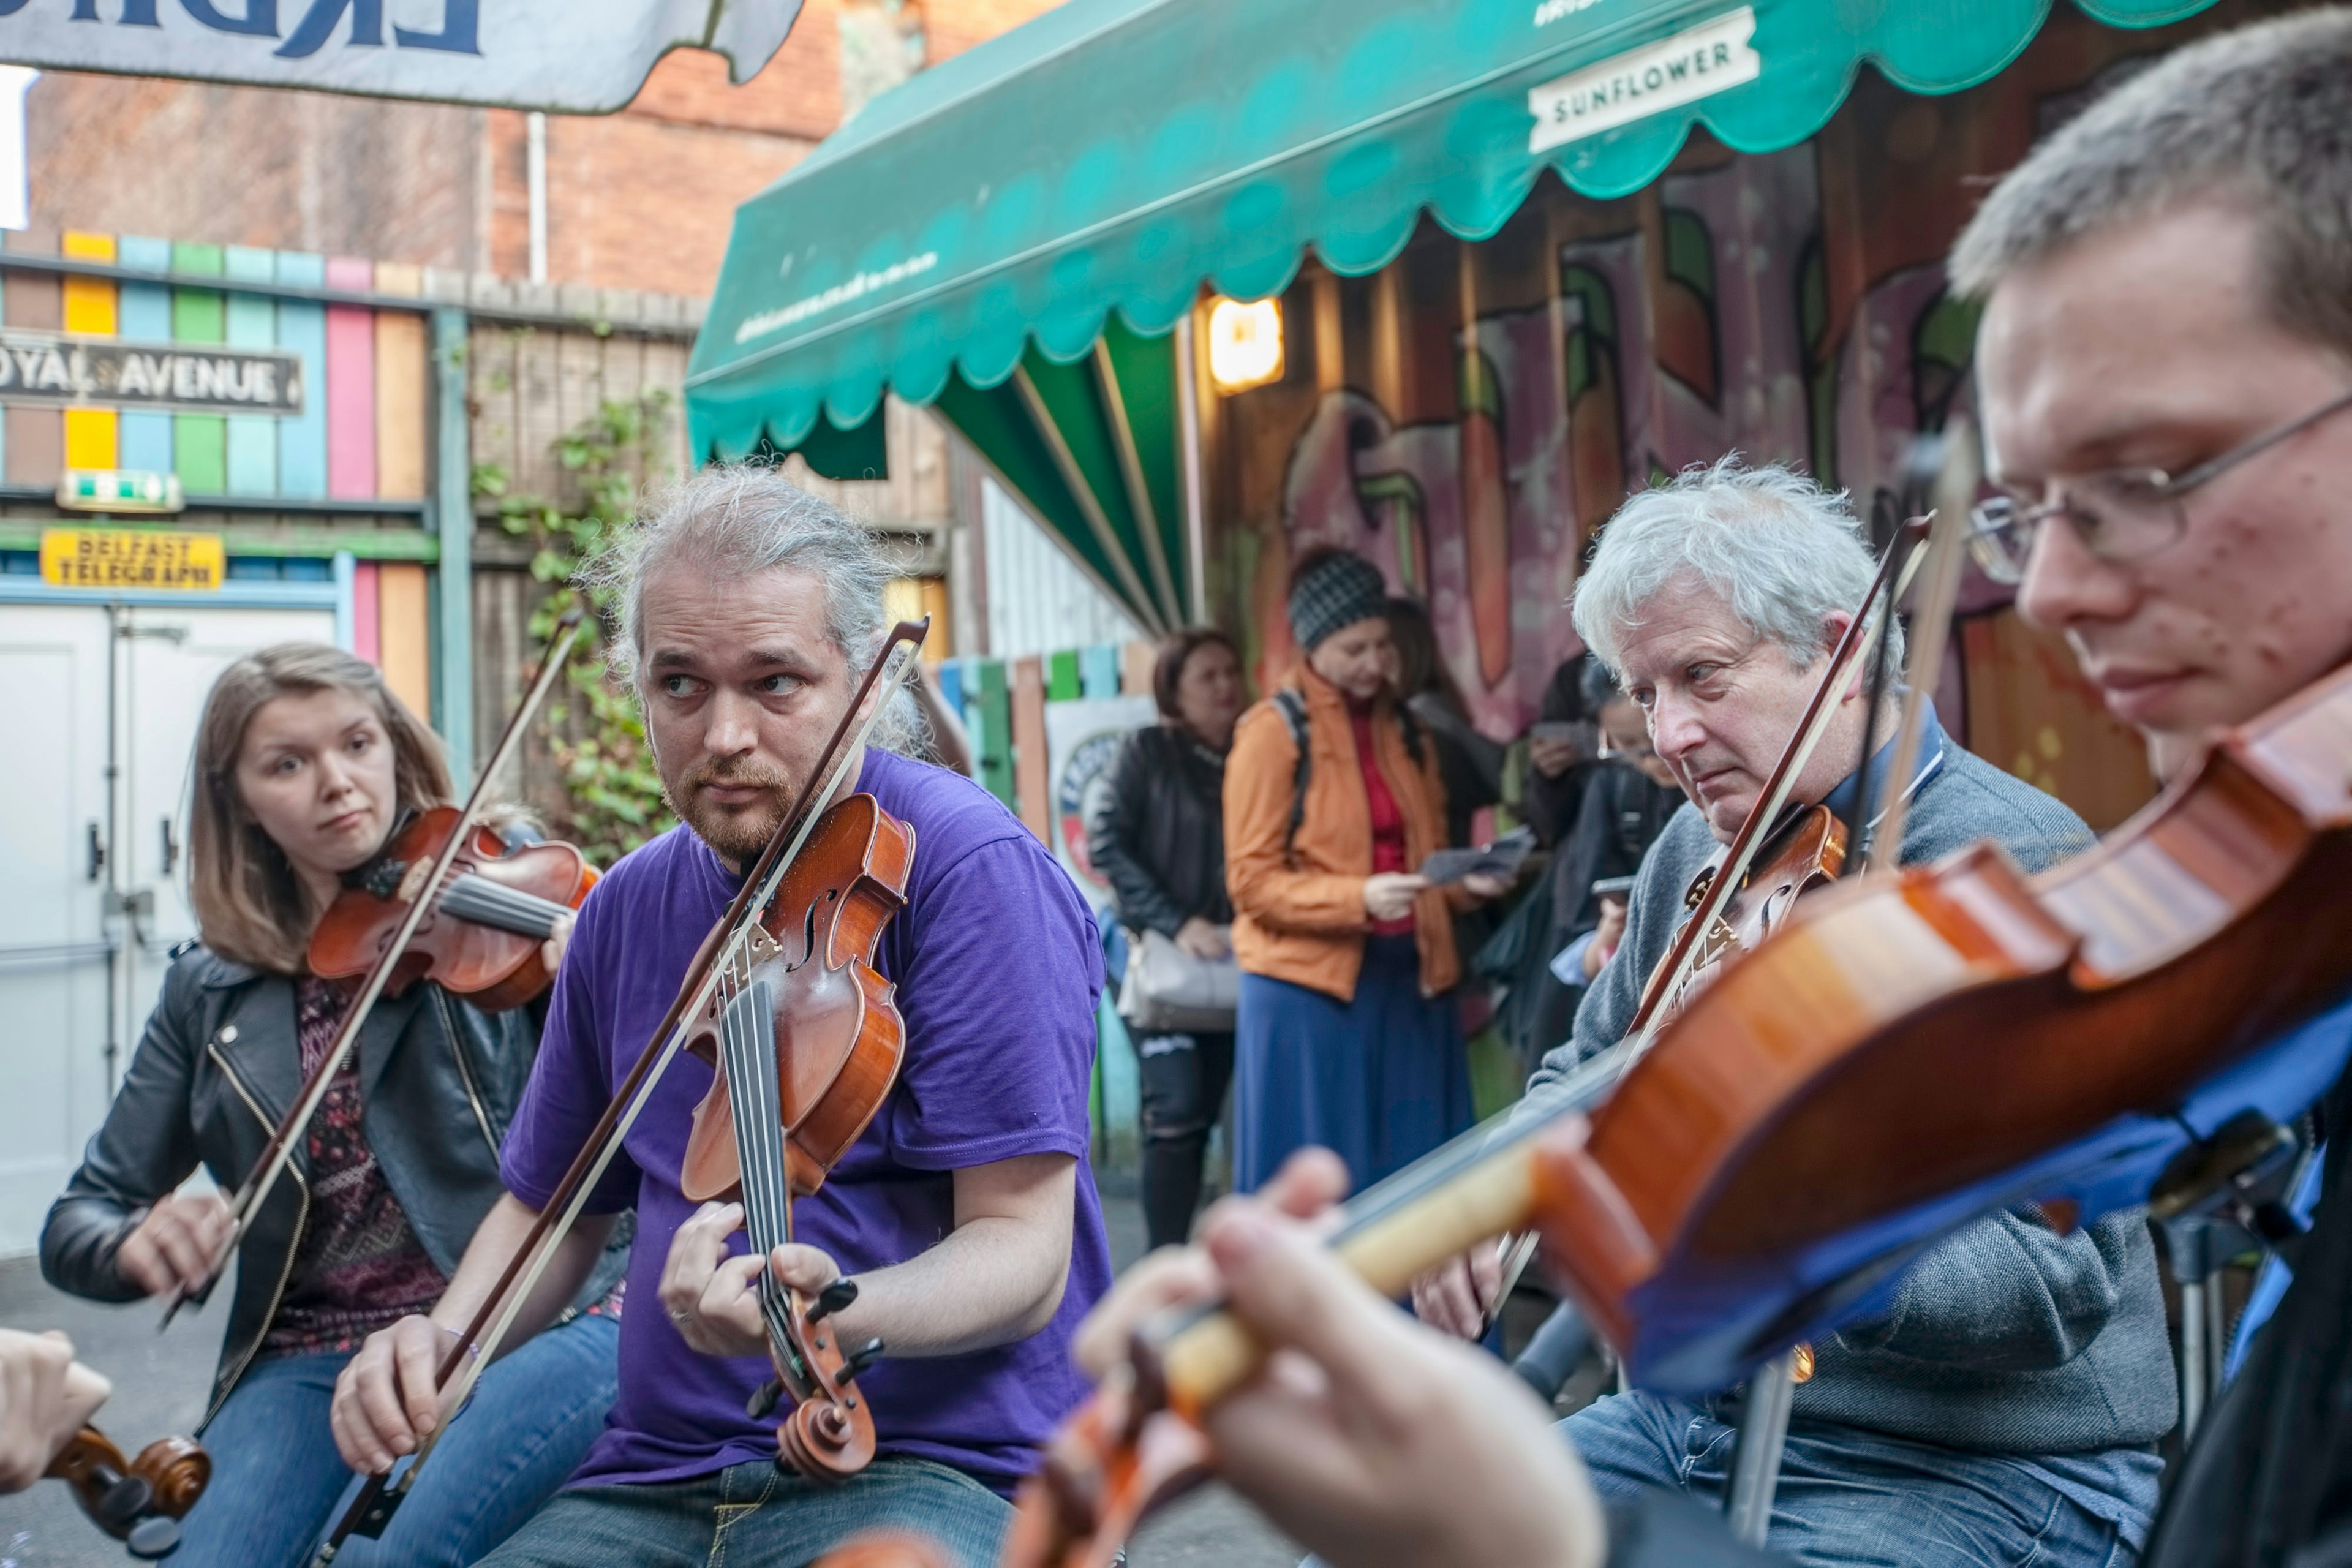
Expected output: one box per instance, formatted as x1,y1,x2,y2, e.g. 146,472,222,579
46,1427,211,1559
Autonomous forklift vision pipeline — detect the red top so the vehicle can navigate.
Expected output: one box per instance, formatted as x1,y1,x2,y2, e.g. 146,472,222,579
1352,704,1416,937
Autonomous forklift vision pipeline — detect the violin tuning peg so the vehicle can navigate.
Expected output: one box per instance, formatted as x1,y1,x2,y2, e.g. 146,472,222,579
745,1378,782,1420
844,1336,885,1380
126,1516,182,1561
808,1278,859,1324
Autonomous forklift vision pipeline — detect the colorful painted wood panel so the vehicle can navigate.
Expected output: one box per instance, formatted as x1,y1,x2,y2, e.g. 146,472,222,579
372,262,426,500
352,560,381,663
376,560,432,722
1120,639,1155,696
224,246,277,496
59,232,116,472
1011,654,1050,844
115,236,173,477
169,241,228,496
324,257,376,500
4,230,62,488
274,251,329,500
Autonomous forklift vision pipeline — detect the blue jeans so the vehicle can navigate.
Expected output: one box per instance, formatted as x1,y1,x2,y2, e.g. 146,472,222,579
472,1455,1013,1568
169,1311,619,1568
1562,1391,2150,1568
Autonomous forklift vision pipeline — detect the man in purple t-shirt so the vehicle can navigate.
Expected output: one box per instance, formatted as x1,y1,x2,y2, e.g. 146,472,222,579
327,470,1112,1567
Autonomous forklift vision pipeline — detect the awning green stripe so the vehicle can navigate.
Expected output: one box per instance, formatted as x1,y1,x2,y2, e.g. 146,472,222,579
686,0,2210,461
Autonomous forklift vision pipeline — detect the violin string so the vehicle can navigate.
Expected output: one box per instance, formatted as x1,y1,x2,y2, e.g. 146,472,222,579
434,875,570,939
723,980,797,1367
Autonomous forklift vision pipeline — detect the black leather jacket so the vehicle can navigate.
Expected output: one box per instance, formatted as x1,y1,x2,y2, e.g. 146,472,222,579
40,946,628,1427
1088,723,1231,938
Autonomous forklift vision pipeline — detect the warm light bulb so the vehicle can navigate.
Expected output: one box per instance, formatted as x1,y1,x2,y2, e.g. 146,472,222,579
1206,295,1284,393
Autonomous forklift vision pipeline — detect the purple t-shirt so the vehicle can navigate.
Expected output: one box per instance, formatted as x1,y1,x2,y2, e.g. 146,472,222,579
500,748,1112,1495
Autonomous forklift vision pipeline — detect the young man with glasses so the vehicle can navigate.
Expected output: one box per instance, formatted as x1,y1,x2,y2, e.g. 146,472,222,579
1059,10,2352,1568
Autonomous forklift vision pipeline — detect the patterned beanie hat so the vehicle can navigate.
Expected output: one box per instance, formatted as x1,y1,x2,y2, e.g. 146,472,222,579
1287,551,1387,654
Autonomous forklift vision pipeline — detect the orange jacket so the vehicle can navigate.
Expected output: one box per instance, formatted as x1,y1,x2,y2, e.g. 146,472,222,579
1224,666,1460,1003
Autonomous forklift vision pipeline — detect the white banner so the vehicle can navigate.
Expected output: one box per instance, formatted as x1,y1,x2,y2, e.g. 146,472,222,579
1042,695,1156,910
0,1,801,114
1528,7,1760,154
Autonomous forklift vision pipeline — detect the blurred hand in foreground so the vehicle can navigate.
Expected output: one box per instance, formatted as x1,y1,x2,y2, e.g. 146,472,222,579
1078,1150,1607,1568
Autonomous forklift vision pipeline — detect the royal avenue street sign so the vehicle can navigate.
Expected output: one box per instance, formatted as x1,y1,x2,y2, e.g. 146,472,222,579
0,1,801,114
0,330,304,415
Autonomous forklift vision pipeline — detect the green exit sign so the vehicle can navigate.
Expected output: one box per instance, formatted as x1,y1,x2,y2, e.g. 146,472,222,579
56,469,185,516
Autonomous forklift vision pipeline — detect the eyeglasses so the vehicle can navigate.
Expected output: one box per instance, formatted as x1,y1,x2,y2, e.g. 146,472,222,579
1966,388,2352,585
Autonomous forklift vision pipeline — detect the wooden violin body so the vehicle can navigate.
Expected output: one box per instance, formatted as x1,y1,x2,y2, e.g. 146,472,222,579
46,1426,209,1559
681,792,915,1202
309,807,597,1010
681,791,915,1487
1637,803,1847,1029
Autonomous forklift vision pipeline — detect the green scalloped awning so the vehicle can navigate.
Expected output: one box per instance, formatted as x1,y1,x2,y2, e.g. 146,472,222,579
686,0,2212,629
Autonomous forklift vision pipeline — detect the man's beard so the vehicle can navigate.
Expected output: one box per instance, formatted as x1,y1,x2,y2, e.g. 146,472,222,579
665,757,798,866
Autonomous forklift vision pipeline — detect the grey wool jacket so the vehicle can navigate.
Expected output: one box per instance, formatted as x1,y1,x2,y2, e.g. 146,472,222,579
1526,714,2178,1455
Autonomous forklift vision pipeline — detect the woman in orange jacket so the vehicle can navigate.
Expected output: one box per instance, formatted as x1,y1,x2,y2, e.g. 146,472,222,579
1225,549,1502,1194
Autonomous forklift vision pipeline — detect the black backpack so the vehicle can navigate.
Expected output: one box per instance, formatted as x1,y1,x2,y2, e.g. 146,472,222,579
1270,688,1425,853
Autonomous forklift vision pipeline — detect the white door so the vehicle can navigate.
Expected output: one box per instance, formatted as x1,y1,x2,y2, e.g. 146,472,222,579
0,607,115,1254
119,606,334,1041
0,601,334,1256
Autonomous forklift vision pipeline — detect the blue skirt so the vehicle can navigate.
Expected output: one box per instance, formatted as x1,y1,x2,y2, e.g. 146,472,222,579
1233,935,1473,1195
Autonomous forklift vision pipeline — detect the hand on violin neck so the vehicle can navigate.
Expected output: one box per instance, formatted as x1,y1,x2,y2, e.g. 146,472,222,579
541,910,575,978
1184,1159,1606,1568
1407,1241,1506,1341
661,1200,851,1360
114,1192,233,1302
0,1329,110,1493
394,857,434,907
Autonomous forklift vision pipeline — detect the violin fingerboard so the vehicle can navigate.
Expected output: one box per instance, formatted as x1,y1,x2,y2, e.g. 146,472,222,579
718,981,798,1357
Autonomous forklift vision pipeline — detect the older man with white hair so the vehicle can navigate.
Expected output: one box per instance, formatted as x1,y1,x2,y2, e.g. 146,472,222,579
1415,456,2173,1567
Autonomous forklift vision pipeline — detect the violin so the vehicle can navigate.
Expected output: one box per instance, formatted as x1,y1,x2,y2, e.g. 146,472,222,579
1639,803,1847,1027
309,809,598,1011
45,1426,209,1559
680,790,916,1480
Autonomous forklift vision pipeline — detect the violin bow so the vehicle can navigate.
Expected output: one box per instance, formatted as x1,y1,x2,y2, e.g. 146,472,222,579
313,618,930,1565
1865,419,1978,877
162,608,586,1329
1618,518,1931,1055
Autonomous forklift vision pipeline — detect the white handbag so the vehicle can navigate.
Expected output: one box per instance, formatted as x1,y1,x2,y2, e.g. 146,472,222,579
1118,927,1240,1033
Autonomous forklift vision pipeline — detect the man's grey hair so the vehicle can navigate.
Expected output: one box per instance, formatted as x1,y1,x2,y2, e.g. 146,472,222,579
1949,8,2352,358
1572,456,1899,679
584,465,922,752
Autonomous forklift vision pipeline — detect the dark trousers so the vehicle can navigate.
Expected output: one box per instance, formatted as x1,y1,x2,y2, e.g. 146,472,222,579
1136,1028,1235,1251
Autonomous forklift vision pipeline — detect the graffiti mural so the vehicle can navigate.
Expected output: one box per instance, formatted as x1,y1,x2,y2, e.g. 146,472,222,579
1275,303,1583,737
1213,3,2247,829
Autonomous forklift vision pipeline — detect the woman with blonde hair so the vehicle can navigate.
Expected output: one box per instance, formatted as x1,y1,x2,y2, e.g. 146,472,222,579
40,643,626,1568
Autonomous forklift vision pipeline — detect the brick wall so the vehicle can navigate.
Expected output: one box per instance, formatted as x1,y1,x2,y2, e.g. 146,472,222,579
27,0,1071,300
